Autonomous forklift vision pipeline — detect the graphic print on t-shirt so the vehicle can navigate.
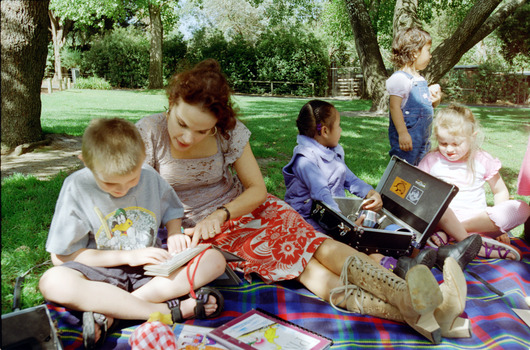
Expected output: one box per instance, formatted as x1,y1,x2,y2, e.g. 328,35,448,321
95,207,157,250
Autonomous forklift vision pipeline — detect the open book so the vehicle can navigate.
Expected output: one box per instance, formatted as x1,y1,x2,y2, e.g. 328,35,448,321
207,308,333,350
144,244,211,276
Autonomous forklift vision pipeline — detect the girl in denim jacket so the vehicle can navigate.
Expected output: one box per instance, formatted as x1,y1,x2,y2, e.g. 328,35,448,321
387,27,442,165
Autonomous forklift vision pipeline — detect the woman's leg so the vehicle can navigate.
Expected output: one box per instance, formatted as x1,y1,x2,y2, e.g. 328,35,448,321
308,239,443,343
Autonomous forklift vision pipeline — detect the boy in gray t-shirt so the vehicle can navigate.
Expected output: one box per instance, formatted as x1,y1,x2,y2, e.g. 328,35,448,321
39,118,226,349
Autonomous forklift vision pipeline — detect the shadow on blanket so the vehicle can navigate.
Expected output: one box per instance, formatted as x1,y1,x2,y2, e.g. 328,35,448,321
48,238,530,349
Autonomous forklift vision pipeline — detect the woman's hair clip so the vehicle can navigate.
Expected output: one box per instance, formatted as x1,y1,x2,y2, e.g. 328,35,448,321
316,123,322,135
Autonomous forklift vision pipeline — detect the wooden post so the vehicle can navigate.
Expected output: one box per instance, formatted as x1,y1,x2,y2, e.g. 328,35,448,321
270,81,273,95
67,78,72,89
47,78,52,93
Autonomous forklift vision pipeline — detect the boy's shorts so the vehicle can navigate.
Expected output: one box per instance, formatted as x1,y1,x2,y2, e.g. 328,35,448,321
62,261,152,292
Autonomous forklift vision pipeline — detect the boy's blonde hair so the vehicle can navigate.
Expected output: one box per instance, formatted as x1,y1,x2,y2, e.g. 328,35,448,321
82,118,146,176
433,104,483,179
391,27,432,68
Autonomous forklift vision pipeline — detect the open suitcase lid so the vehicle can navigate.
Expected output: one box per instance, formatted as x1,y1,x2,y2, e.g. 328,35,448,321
375,156,458,242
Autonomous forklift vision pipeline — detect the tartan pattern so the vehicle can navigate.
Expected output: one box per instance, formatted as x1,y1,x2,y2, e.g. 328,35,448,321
48,238,530,350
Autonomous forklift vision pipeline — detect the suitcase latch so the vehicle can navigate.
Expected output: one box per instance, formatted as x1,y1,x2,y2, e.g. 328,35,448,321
338,222,351,236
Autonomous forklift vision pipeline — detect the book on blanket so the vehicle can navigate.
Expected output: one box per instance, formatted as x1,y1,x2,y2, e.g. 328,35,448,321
207,308,333,350
144,243,211,276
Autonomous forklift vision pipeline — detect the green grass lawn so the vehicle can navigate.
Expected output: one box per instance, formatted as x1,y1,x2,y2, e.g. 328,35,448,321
2,89,529,314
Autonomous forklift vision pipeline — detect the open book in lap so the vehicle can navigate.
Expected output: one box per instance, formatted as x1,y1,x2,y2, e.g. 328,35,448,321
144,244,212,277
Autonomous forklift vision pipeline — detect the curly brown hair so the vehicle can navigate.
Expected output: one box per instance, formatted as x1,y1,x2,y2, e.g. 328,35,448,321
166,59,237,139
390,27,431,68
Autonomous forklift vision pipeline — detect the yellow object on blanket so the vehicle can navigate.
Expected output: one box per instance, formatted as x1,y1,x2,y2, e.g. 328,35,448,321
147,311,173,325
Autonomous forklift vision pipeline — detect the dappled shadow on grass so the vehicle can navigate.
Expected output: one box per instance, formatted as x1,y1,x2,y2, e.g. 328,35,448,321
1,172,67,313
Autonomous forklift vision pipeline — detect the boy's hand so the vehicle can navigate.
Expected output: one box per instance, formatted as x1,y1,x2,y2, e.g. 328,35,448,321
398,131,413,151
127,247,171,266
363,190,383,212
167,233,191,254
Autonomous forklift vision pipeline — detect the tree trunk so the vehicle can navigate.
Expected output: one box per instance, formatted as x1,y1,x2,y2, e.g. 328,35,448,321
344,0,388,113
393,0,420,38
1,0,50,148
424,0,527,82
148,3,164,89
345,0,527,112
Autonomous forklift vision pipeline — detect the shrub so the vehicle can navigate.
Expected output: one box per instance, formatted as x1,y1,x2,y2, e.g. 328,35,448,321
442,63,530,105
81,27,150,88
74,77,112,90
163,33,188,79
255,28,329,96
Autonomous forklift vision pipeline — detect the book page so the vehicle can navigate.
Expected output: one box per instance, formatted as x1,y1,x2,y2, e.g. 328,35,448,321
223,313,321,350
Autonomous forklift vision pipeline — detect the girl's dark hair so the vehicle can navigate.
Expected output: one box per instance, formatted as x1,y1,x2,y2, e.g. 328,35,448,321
391,27,431,68
166,59,237,139
296,100,336,138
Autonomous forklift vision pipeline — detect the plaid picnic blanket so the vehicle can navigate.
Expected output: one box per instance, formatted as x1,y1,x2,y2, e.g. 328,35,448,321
48,238,530,349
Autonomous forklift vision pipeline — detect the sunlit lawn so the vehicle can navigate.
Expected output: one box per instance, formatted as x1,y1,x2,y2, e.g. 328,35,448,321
2,89,529,314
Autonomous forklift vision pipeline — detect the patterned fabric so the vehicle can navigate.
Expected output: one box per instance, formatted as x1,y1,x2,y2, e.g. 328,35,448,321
207,194,328,283
129,322,177,350
48,238,530,350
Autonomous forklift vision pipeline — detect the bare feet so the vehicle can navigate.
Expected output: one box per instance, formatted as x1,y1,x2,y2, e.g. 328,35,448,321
428,231,449,247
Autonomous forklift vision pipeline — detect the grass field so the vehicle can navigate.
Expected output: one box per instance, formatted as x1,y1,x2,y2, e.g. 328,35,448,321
1,89,529,314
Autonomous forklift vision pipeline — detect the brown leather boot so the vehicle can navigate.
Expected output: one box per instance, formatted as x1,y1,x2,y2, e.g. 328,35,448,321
344,254,443,343
330,283,404,322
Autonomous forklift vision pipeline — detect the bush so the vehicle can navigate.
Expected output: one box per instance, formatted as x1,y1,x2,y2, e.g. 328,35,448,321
163,33,188,79
442,63,530,105
74,76,112,90
81,27,150,88
255,28,329,96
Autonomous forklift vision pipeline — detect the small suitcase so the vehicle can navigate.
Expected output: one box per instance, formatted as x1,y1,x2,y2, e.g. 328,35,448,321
310,156,458,258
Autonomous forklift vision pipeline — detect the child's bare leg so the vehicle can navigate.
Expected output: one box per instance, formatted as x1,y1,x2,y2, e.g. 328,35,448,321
438,210,517,260
133,248,226,317
461,212,500,236
39,267,173,320
39,249,226,320
436,209,469,244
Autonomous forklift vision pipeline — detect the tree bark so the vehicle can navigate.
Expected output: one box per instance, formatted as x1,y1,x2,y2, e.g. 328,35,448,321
345,0,527,111
344,0,388,113
148,3,164,89
424,0,527,82
393,0,420,38
1,0,50,148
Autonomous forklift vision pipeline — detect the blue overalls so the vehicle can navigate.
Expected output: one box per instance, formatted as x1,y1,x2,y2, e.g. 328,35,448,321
388,71,433,166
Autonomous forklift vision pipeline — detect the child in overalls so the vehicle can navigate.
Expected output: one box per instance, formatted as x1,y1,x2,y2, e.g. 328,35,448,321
387,27,442,165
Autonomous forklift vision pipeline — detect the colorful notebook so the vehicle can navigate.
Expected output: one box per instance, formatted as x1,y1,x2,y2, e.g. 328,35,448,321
207,308,333,350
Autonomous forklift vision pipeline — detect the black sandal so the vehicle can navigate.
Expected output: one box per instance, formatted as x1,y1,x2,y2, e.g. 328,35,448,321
82,311,107,349
166,287,224,323
193,286,224,319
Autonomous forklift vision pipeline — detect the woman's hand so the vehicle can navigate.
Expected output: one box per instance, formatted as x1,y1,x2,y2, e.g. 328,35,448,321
167,233,191,254
126,247,171,267
363,190,383,212
185,209,226,246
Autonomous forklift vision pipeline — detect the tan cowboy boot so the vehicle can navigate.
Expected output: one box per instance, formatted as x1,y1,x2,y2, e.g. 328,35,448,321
434,257,471,338
344,254,443,344
330,283,404,322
